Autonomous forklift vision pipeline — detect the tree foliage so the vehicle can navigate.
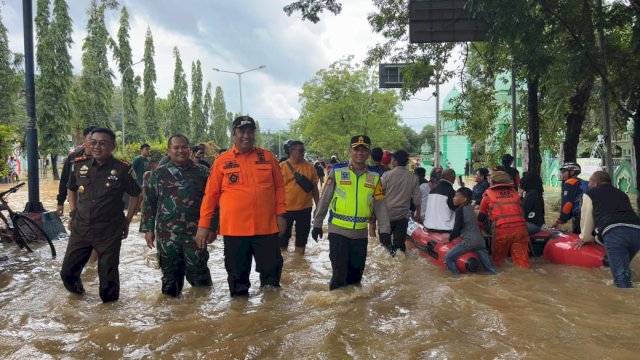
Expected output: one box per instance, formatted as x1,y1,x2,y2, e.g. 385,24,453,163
0,9,25,133
211,86,229,148
113,6,142,143
142,27,158,140
77,0,117,129
203,81,213,140
190,59,205,142
167,47,190,137
292,57,404,159
283,0,342,23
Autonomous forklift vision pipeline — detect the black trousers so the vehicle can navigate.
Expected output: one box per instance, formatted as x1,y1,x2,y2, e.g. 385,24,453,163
328,233,368,290
60,227,122,303
279,207,312,248
390,218,409,252
223,234,283,296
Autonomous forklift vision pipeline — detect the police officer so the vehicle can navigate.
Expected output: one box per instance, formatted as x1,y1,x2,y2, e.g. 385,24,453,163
60,128,141,303
311,135,391,290
140,134,213,297
56,126,95,216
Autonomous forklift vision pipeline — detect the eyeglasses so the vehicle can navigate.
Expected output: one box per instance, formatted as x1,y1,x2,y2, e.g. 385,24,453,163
88,140,112,148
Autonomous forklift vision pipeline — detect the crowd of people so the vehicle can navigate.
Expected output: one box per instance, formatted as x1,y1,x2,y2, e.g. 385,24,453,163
53,118,640,303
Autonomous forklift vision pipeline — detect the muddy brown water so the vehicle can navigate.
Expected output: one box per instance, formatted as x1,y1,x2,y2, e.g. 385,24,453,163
1,180,639,359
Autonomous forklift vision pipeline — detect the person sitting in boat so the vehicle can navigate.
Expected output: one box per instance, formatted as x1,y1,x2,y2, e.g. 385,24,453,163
520,172,545,235
575,171,640,288
471,167,490,207
444,187,497,275
423,168,456,232
478,171,530,269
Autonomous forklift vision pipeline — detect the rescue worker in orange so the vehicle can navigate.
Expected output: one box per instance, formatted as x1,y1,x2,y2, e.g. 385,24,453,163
195,116,286,297
478,170,530,269
279,140,319,255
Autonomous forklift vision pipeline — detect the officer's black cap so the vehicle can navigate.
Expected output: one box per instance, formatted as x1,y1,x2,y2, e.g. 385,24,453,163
232,116,256,129
350,135,371,149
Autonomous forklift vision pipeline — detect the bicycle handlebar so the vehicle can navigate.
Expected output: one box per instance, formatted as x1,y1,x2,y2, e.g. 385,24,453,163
0,182,25,200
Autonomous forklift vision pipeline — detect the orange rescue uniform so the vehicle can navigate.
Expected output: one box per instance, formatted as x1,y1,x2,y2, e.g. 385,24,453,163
280,160,319,211
198,145,286,236
479,183,530,269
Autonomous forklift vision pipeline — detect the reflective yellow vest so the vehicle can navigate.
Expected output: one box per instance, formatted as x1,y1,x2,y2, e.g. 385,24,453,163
330,164,381,229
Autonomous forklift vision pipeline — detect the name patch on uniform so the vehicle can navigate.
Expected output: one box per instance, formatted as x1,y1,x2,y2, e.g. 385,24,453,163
227,172,240,184
254,150,270,165
223,160,239,169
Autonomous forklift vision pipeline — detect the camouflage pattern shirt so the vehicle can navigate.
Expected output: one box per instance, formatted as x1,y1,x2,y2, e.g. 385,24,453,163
140,159,213,237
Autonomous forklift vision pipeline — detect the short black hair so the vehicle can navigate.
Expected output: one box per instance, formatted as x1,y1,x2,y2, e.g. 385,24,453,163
140,143,150,150
456,187,473,203
167,134,190,148
288,140,304,148
414,167,426,178
371,147,383,162
476,167,489,179
391,150,409,166
83,126,97,137
90,127,116,143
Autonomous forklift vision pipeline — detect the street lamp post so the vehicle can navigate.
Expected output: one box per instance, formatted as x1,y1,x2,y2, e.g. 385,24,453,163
212,65,266,114
121,59,144,147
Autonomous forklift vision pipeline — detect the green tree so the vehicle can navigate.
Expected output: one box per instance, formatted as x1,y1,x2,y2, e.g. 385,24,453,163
77,0,117,129
292,57,404,159
203,81,213,140
0,9,24,131
399,124,421,155
142,27,158,140
190,59,205,142
211,86,229,148
167,47,190,136
36,0,73,180
283,0,342,23
113,6,142,143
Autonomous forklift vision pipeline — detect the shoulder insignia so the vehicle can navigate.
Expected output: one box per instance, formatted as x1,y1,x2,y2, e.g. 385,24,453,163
74,155,88,162
118,159,131,167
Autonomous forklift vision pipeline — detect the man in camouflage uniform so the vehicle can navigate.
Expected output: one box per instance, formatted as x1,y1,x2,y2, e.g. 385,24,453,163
140,134,214,297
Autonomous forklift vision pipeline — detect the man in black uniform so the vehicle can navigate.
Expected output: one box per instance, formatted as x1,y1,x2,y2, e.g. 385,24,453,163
56,126,95,216
60,128,141,303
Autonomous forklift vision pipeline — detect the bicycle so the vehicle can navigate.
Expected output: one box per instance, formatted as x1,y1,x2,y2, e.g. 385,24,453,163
0,182,56,258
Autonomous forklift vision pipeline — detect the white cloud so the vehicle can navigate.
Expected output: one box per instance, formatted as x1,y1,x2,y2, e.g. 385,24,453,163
3,0,461,133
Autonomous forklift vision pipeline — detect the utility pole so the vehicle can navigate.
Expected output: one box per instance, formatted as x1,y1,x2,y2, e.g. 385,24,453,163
511,66,517,164
596,0,613,174
22,0,44,212
213,65,266,115
434,81,440,168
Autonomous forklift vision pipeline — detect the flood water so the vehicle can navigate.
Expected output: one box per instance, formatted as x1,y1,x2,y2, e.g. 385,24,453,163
1,180,639,359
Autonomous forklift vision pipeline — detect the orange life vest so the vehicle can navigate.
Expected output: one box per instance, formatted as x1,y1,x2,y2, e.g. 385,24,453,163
485,185,526,228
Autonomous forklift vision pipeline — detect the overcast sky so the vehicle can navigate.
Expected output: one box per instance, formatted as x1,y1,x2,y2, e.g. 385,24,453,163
2,0,459,133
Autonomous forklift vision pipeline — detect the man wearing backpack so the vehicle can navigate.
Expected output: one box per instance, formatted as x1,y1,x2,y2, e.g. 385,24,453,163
279,140,319,255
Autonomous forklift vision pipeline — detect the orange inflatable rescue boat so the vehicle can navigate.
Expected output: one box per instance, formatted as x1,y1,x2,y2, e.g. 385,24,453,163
540,230,608,268
406,219,479,273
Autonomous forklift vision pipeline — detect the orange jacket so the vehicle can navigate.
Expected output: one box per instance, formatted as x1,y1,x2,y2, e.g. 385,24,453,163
198,145,286,236
478,183,526,228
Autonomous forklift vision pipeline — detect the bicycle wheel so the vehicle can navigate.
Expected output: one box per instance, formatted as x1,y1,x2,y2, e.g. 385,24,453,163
13,214,56,258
